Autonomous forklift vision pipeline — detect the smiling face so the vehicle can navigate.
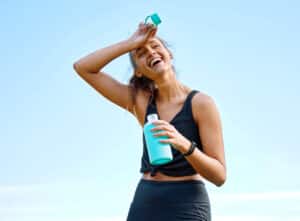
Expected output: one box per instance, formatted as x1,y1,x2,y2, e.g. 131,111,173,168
131,37,173,79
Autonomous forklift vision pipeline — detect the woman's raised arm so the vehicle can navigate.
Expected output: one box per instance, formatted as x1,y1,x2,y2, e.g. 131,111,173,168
73,23,157,113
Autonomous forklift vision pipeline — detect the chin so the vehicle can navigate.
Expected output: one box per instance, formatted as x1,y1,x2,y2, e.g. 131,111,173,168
151,69,166,76
154,64,172,73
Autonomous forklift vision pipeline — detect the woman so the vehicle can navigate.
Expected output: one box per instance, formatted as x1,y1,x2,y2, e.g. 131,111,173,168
73,22,226,221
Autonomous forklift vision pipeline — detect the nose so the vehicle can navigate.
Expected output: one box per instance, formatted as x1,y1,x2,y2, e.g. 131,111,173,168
146,46,157,57
146,47,155,54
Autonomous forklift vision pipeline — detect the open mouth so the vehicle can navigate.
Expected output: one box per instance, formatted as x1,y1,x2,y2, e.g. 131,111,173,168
149,57,163,68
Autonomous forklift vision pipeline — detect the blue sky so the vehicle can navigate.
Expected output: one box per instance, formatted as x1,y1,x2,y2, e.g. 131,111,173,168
1,0,300,220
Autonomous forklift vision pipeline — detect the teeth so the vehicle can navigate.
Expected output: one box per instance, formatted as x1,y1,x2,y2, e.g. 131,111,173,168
150,58,162,67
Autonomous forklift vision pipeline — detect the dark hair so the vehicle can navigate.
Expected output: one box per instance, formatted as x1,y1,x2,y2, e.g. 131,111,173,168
128,37,174,109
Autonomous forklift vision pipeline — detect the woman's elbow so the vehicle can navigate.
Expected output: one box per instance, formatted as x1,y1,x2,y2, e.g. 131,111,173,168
73,62,82,74
215,169,227,187
215,176,226,187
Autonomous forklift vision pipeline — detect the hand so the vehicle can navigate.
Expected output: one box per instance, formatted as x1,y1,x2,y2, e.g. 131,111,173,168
127,22,157,49
151,120,191,153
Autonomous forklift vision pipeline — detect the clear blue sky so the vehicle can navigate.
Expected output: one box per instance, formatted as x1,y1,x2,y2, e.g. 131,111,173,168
1,0,300,220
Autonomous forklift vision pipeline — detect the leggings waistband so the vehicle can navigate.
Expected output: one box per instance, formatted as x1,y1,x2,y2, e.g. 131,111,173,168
140,178,205,185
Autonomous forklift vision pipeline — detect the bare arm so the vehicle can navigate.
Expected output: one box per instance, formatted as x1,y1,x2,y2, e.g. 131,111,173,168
73,40,135,74
181,94,227,186
73,40,136,113
73,23,157,113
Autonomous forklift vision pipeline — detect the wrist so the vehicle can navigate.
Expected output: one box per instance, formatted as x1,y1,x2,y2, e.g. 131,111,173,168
179,139,192,154
124,38,139,51
182,140,197,157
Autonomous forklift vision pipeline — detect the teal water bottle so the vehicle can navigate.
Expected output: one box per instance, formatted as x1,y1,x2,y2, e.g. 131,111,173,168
143,114,173,165
144,13,162,27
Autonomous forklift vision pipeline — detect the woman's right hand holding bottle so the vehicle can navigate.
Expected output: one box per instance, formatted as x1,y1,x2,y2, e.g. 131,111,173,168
127,22,157,49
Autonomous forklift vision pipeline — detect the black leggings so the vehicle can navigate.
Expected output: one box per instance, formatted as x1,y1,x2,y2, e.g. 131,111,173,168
126,179,211,221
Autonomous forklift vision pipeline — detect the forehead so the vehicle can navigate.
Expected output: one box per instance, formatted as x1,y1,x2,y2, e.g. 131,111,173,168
134,38,162,52
147,38,161,44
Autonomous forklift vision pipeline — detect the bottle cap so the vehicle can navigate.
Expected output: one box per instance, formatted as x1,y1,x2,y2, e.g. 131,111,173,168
147,114,158,123
144,13,162,26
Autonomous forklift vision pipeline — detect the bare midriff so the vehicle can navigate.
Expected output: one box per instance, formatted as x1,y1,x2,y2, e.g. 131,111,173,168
142,171,204,181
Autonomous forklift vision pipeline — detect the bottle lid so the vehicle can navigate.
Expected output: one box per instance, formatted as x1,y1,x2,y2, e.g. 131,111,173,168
144,13,162,26
147,114,158,123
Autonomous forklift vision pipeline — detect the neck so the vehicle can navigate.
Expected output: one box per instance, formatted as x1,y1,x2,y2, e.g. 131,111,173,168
154,69,190,102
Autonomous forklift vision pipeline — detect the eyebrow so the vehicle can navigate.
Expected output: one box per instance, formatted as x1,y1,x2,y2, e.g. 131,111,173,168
149,39,160,45
134,40,160,54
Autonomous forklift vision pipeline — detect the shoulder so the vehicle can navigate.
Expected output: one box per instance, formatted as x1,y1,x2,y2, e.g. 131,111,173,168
191,91,219,123
192,91,216,108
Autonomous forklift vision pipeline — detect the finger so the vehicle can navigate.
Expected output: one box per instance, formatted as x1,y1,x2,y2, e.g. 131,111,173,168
145,24,156,35
137,22,145,32
159,139,173,144
149,27,157,38
140,26,147,33
153,119,168,125
153,131,173,137
145,23,154,28
139,23,148,32
152,122,176,132
150,125,169,132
